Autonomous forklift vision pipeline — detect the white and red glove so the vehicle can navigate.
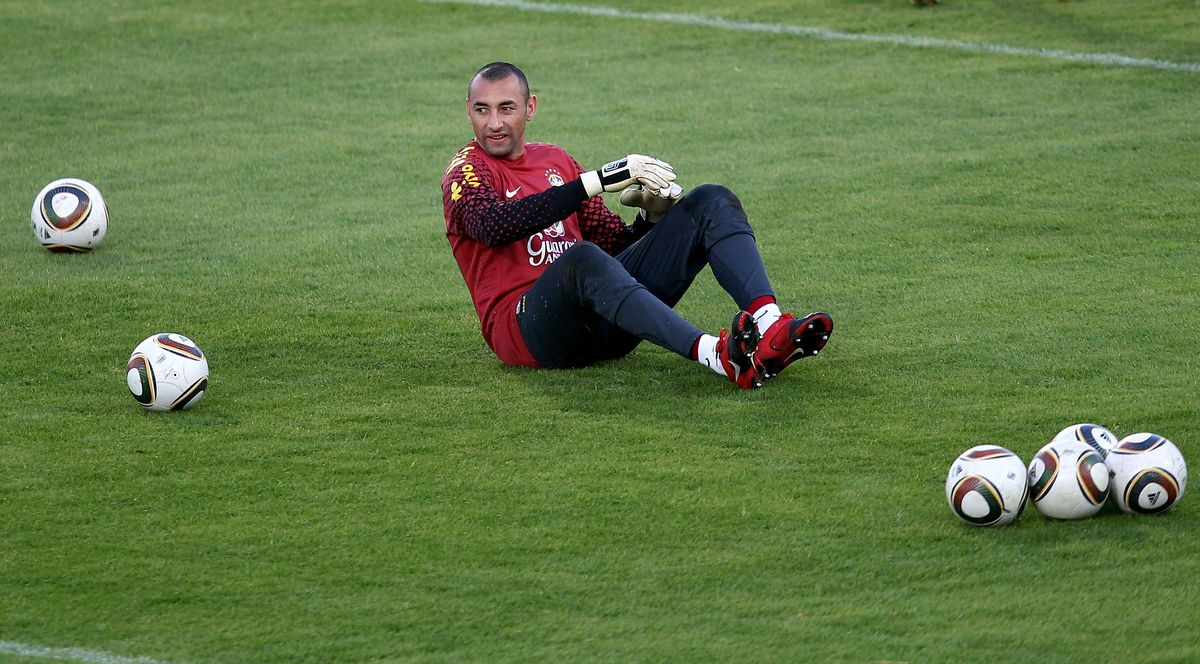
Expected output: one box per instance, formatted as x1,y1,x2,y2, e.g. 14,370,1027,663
619,182,684,223
581,154,676,197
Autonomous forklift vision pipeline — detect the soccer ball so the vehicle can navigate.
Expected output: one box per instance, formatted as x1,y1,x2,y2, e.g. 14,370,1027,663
946,445,1029,526
30,178,108,252
1028,439,1110,519
126,333,209,411
1051,422,1119,458
1107,433,1188,515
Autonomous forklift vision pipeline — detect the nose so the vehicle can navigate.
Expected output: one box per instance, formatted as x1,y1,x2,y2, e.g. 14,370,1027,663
487,110,504,130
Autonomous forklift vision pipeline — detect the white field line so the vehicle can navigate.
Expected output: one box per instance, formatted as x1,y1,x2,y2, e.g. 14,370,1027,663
422,0,1200,73
0,641,170,664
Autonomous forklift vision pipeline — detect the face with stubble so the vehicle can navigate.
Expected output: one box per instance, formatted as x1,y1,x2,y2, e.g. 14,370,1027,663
466,73,537,160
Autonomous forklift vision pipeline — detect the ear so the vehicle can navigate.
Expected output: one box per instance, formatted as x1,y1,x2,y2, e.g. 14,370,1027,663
526,95,538,121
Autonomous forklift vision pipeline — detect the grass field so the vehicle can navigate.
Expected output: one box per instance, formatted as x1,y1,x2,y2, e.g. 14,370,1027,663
2,1,1198,661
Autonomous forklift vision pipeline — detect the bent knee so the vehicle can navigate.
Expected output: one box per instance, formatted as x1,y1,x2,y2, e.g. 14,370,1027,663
684,183,738,207
559,241,608,266
555,241,617,278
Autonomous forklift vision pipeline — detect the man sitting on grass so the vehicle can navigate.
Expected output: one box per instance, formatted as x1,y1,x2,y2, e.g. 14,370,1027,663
440,61,832,389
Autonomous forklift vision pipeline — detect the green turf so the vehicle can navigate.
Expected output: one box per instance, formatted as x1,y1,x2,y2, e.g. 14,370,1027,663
1,1,1198,662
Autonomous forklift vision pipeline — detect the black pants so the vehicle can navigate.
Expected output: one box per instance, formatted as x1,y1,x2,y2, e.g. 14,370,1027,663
516,184,774,368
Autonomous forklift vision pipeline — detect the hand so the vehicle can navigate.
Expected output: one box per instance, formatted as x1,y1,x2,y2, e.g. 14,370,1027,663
619,182,684,223
580,154,675,197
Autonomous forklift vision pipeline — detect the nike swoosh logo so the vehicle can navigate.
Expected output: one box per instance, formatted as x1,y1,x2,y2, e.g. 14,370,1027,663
505,187,521,198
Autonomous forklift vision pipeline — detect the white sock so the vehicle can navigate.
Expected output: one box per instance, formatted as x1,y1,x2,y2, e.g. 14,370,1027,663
752,303,782,336
696,334,726,377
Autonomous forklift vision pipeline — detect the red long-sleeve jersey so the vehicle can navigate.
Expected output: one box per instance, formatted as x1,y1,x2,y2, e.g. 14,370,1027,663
442,140,649,366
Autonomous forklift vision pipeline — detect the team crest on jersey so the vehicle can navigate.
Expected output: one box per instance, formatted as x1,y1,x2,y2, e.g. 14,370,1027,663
545,168,565,187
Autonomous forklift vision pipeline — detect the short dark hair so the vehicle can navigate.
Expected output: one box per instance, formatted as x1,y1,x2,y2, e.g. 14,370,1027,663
470,61,530,101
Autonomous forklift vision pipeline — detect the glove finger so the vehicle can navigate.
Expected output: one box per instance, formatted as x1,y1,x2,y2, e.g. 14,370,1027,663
646,160,675,176
644,156,675,175
636,174,669,193
644,163,677,184
640,167,675,190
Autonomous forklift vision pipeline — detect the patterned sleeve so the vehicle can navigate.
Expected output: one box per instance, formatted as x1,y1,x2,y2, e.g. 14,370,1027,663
442,154,588,247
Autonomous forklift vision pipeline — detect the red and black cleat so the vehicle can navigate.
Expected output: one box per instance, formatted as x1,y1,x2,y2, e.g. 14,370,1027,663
757,312,833,379
716,310,764,390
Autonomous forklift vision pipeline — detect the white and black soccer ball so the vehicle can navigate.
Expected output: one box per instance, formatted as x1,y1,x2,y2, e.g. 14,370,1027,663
1051,423,1119,459
1028,439,1109,519
30,178,108,252
126,333,209,411
946,445,1029,526
1107,433,1187,515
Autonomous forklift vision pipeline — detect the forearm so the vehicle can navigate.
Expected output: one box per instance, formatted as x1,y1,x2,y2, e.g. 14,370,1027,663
461,179,589,246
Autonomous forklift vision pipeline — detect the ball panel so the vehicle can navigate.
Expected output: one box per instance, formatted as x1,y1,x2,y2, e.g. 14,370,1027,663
170,377,208,411
155,334,205,360
1110,434,1166,455
1123,469,1180,514
125,354,156,407
951,476,1006,526
41,184,93,231
1075,451,1110,505
963,446,1017,461
1029,449,1059,501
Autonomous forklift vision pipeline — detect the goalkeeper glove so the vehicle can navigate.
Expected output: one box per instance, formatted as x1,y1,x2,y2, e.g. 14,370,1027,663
619,182,684,223
580,154,675,197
